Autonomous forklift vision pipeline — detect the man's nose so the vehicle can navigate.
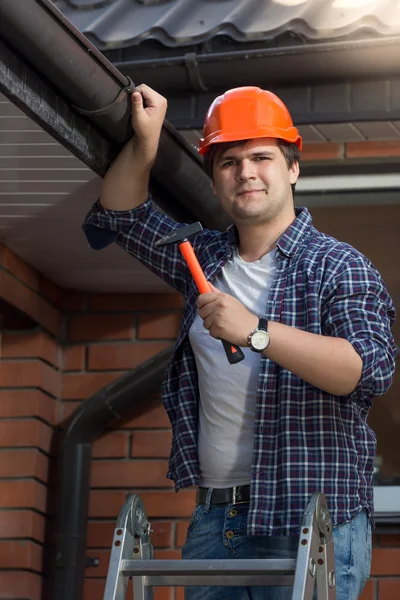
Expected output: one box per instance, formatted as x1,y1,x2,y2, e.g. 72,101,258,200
236,159,256,181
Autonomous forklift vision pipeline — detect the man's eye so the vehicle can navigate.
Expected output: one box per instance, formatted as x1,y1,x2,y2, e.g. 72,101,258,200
222,161,235,167
254,156,270,161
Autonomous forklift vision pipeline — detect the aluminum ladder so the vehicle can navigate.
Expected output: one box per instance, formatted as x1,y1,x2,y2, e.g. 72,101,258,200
103,491,336,600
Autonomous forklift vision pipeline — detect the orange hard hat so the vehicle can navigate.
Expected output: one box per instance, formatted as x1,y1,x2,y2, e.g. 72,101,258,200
198,86,302,155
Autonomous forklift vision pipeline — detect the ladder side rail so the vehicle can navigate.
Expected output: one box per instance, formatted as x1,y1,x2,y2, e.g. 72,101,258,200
315,536,336,600
103,525,134,600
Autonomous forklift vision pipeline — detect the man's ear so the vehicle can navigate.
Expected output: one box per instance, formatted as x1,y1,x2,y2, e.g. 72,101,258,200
211,180,217,195
289,161,300,185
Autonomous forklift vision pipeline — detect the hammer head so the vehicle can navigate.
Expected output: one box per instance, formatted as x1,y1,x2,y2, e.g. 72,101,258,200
155,221,203,247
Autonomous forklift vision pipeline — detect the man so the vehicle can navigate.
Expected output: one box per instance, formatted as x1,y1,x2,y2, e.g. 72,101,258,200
83,84,396,600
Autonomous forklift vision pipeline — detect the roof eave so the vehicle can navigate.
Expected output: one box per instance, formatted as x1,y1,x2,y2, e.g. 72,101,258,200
0,0,231,231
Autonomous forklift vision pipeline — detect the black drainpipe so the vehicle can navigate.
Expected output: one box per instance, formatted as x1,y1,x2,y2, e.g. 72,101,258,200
46,346,174,600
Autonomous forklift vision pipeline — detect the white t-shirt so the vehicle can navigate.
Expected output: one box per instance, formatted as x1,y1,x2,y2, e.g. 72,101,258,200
188,247,278,488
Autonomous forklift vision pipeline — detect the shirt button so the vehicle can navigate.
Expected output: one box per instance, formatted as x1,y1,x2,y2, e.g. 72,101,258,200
229,509,238,517
225,530,235,539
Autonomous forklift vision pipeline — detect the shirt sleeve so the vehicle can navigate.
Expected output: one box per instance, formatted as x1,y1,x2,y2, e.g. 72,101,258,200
82,197,194,297
321,252,397,404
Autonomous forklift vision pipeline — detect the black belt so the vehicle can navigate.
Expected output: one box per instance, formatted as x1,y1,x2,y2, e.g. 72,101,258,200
196,485,250,505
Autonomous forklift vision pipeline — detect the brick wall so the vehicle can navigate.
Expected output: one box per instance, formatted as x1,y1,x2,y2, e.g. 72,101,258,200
1,140,400,600
61,291,190,600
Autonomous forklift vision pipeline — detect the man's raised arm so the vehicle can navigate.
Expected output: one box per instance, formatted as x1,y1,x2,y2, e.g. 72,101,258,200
99,84,167,211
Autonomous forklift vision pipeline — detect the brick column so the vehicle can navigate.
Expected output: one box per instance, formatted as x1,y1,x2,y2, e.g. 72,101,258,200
0,244,63,600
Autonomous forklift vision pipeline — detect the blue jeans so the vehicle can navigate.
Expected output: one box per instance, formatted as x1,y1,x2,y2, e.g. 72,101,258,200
182,495,372,600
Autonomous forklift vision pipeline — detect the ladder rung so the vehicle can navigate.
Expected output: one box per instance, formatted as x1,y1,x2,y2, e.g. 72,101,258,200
122,558,296,576
143,575,295,587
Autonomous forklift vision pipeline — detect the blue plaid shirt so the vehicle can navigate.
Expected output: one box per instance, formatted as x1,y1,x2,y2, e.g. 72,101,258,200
83,198,396,535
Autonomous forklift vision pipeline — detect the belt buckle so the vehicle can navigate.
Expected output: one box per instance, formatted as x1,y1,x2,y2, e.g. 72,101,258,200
232,486,242,505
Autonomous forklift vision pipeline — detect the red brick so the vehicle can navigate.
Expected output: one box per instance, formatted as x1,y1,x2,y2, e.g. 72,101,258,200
63,291,88,311
379,578,400,600
0,571,42,600
176,521,189,548
379,535,400,546
154,549,181,560
346,140,400,158
0,480,47,512
62,371,124,400
90,460,172,488
87,519,172,549
0,246,39,290
138,314,182,340
63,345,86,371
122,402,170,429
59,401,80,421
0,360,60,397
176,587,185,600
131,430,172,458
371,548,400,575
68,314,133,341
151,521,173,548
2,330,59,367
38,274,64,307
359,578,375,600
83,578,105,600
0,449,48,481
0,390,55,424
88,341,170,370
86,521,116,548
301,142,344,162
92,432,129,458
0,270,61,336
0,420,52,453
0,540,42,571
89,491,127,518
154,589,173,600
139,490,196,518
90,293,183,312
0,510,45,542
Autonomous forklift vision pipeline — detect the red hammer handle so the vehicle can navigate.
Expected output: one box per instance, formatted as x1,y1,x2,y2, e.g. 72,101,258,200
179,241,244,365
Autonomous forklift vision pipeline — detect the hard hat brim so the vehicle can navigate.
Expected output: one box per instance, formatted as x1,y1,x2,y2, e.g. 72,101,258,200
199,127,302,155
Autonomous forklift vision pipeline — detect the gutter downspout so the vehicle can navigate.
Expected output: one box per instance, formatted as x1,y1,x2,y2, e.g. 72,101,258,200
47,346,174,600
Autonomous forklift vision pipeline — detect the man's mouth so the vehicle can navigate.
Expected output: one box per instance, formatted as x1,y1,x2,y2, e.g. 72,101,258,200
237,189,264,196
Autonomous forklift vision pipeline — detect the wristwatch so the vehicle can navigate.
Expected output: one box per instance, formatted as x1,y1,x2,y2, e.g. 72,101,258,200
247,318,270,353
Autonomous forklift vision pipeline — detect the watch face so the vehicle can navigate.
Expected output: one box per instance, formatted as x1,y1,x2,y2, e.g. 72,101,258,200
251,330,270,351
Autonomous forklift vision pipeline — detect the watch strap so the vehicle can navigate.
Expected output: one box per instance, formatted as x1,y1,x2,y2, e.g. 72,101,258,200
258,317,268,332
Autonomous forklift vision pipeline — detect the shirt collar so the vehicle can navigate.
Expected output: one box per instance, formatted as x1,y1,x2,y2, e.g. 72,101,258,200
226,206,313,258
276,206,313,258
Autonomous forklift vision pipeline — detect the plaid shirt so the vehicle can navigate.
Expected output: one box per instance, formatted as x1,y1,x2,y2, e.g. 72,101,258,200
83,198,396,535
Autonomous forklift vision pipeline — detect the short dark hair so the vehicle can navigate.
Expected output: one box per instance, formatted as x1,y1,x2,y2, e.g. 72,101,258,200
202,138,301,195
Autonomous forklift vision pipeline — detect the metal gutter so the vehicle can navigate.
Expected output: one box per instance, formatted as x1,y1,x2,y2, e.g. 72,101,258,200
46,346,174,600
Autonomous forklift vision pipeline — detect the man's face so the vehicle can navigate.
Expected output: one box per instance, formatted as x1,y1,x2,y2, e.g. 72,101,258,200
211,138,299,226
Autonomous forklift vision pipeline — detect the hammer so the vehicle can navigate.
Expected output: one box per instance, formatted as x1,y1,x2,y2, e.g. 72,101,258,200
155,223,245,365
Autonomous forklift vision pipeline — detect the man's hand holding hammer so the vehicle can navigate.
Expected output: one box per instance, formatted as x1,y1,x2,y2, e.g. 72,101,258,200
99,84,167,212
